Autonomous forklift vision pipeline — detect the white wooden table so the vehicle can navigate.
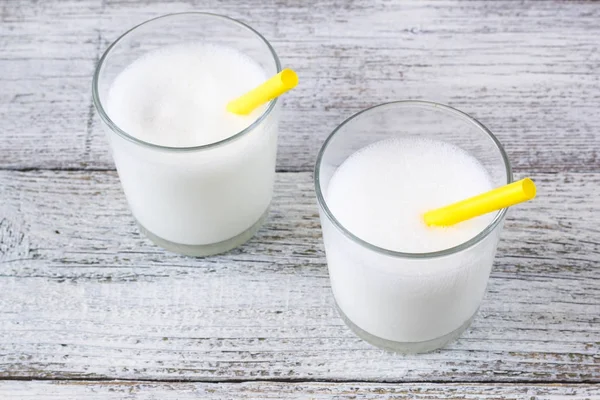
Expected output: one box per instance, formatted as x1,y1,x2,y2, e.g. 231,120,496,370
1,1,599,398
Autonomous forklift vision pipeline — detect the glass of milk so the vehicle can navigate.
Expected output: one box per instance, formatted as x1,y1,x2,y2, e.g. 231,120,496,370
93,13,281,256
315,101,512,353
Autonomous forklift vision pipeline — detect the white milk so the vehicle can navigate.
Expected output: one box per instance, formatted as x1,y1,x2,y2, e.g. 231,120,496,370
107,43,268,147
322,137,502,345
327,138,495,253
105,43,279,249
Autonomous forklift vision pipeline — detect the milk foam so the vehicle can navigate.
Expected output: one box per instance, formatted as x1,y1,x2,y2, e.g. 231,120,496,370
326,137,495,253
107,43,268,147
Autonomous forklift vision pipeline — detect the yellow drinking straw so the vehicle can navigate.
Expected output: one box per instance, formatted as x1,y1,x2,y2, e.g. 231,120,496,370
226,68,299,115
424,178,537,227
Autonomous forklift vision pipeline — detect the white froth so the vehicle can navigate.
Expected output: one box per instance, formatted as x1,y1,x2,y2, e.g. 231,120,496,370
326,137,495,253
106,43,268,147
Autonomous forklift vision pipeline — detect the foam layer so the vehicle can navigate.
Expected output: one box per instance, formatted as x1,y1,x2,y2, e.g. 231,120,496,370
107,43,268,147
326,137,495,253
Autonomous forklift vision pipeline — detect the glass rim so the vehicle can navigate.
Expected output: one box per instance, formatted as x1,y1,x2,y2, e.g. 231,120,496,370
92,12,282,152
314,100,513,259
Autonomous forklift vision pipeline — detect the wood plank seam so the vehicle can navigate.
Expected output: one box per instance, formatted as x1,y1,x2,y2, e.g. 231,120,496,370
0,377,599,385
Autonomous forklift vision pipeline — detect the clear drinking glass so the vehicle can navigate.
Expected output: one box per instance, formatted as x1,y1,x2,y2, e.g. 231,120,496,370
93,13,281,256
315,101,512,353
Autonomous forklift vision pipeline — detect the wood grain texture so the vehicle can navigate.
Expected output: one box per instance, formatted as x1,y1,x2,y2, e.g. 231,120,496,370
1,0,599,172
1,381,599,399
0,0,103,170
2,0,600,393
0,170,598,382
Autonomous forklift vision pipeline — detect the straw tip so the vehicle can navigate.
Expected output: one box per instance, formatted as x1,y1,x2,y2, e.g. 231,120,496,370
280,69,299,89
422,213,438,227
521,178,537,200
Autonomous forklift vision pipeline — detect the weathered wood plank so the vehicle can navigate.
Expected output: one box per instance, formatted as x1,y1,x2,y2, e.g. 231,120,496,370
0,171,598,382
1,0,599,172
0,0,103,169
1,381,599,399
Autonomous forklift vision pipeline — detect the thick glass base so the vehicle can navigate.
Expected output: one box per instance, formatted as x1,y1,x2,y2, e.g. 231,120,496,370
136,207,270,257
335,301,477,354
